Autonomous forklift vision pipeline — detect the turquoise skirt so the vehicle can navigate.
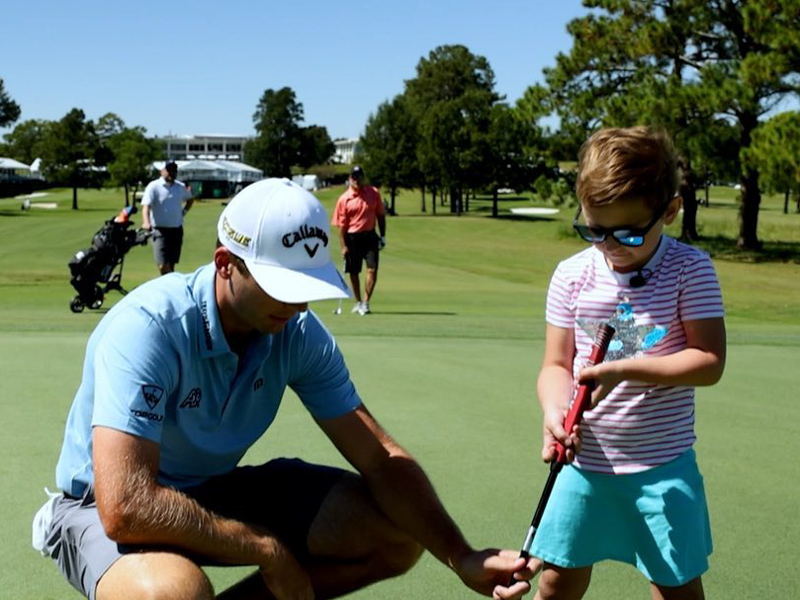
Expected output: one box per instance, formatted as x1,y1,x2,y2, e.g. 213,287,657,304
530,449,712,586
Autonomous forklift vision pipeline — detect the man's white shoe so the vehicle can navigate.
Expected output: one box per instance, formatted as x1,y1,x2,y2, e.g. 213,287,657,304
359,301,370,315
351,302,363,314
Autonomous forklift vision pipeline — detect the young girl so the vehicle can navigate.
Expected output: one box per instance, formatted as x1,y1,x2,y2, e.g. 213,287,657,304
532,127,726,600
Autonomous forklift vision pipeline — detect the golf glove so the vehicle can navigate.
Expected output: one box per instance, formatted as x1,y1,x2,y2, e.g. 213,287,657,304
379,236,386,250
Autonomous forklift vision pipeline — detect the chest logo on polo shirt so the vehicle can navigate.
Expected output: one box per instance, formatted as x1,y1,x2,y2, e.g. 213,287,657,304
180,387,202,409
254,378,264,391
141,385,164,410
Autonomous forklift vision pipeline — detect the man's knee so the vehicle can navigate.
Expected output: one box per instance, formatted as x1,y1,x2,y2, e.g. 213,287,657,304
97,552,214,600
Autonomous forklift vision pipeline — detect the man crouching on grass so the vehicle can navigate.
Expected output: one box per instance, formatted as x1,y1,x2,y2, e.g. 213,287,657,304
33,178,539,600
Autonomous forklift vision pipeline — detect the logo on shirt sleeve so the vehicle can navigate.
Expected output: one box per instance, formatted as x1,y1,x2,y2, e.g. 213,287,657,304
141,385,165,410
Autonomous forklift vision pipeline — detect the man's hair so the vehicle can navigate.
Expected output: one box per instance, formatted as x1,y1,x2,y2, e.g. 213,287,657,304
576,126,680,209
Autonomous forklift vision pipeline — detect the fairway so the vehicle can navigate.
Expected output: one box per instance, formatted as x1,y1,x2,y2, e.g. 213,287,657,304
1,186,798,598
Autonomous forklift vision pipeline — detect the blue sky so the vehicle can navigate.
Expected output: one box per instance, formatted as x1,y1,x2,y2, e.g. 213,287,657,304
1,1,586,140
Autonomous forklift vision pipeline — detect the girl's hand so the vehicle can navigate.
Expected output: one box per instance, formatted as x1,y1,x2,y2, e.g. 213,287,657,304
578,361,624,406
541,408,581,463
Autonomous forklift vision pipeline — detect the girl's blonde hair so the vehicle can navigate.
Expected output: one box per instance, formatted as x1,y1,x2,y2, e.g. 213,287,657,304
576,126,680,209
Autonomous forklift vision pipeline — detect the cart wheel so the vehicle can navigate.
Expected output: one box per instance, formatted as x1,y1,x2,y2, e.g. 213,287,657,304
90,286,104,310
70,296,85,313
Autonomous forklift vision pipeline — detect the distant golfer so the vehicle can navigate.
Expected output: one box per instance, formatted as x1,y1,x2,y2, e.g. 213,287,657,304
33,178,538,600
140,160,194,275
331,165,386,315
532,127,726,599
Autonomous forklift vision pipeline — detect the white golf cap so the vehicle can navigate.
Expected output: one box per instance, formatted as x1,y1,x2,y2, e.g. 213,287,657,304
217,178,350,304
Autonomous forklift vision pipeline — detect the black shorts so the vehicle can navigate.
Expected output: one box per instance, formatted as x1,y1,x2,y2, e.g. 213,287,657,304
344,230,379,274
151,226,183,265
44,458,347,599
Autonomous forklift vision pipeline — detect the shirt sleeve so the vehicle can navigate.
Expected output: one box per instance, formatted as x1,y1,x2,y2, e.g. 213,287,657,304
91,306,178,443
287,311,362,420
373,187,386,216
140,182,154,207
331,196,348,229
545,262,576,329
678,253,725,321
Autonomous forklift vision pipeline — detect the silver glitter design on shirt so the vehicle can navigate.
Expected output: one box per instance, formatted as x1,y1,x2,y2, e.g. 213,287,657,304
577,298,668,361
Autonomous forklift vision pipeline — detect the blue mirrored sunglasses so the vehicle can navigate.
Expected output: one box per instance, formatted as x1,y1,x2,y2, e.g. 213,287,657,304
572,202,669,247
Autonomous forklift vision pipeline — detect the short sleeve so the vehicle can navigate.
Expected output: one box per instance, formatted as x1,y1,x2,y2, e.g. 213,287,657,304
545,263,576,329
678,253,725,321
331,196,348,228
91,306,178,442
287,312,362,420
374,188,386,216
140,182,154,207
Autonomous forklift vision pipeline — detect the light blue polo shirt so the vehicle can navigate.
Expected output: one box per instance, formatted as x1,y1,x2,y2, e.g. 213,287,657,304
55,263,362,497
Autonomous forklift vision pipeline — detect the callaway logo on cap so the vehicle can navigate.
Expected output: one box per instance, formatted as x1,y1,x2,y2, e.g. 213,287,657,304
218,178,350,304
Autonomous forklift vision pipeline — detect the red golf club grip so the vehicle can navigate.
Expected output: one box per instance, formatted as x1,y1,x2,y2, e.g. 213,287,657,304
553,323,615,464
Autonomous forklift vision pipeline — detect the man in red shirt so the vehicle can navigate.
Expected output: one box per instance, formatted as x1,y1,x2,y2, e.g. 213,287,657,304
331,166,386,315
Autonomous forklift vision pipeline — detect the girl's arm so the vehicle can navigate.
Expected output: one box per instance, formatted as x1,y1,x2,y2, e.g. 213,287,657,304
580,316,726,405
537,323,581,462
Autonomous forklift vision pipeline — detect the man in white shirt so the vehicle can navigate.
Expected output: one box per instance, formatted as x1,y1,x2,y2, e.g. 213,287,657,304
141,160,194,275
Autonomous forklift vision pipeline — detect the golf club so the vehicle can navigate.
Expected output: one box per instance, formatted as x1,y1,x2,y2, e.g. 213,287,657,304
508,322,615,585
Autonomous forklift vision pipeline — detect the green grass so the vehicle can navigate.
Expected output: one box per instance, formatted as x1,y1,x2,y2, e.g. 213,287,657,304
1,185,798,598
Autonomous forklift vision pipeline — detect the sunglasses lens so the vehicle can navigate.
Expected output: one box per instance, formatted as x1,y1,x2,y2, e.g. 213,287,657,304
574,224,604,243
613,231,645,246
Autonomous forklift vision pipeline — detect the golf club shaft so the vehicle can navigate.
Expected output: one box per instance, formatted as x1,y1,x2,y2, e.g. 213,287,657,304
508,323,615,586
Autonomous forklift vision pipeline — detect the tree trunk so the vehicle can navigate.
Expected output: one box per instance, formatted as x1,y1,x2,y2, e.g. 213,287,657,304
784,189,790,215
390,187,397,215
432,188,437,215
492,188,499,217
737,113,762,250
465,189,470,213
420,183,426,213
124,183,130,207
680,166,699,241
72,186,78,210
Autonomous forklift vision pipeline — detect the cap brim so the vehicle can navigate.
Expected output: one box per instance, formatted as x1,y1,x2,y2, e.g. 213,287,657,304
244,259,350,304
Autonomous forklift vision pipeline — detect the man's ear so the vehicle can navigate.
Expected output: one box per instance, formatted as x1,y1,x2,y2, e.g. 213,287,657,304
214,247,235,280
664,195,682,225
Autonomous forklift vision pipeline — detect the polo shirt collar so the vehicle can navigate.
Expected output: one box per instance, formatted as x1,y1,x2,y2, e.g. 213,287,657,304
193,263,232,358
192,263,274,360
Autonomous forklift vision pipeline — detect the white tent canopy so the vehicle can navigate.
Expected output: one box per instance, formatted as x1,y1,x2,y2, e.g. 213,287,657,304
153,159,263,184
0,157,32,171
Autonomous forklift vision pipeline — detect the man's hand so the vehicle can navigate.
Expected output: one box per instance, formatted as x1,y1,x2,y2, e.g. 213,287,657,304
378,236,386,250
258,543,314,600
455,549,541,599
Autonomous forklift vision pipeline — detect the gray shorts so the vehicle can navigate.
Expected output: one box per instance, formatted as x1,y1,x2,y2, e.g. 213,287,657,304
151,226,183,265
43,458,346,599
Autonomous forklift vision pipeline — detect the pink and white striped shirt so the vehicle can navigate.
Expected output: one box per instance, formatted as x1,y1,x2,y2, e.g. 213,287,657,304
545,236,724,474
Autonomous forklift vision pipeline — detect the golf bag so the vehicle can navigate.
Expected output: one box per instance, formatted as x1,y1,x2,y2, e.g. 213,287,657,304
68,206,150,313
